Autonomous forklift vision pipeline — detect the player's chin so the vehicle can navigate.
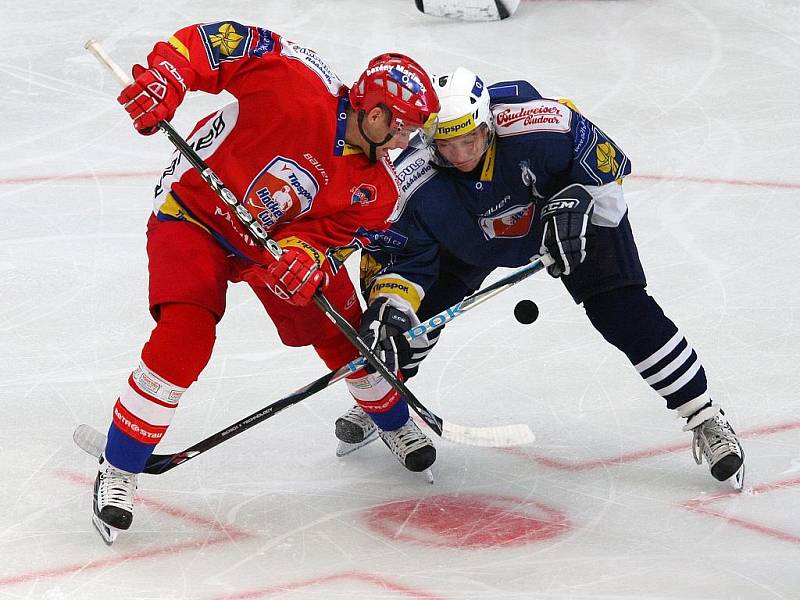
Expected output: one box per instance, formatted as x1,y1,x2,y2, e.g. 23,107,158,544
452,158,481,172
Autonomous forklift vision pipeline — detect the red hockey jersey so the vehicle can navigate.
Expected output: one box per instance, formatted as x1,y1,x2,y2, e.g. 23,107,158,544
149,21,400,271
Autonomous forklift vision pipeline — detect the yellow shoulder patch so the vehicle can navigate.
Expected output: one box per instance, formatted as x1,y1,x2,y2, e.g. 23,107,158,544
558,97,580,113
167,35,190,62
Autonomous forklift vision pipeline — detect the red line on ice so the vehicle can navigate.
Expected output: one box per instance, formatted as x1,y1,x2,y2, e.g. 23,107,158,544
1,170,799,190
679,477,800,545
505,420,800,471
197,570,446,600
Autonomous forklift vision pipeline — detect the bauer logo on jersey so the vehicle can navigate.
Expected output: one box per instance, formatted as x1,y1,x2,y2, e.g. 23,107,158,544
479,203,535,239
351,183,378,206
494,100,571,136
244,157,319,230
199,22,252,69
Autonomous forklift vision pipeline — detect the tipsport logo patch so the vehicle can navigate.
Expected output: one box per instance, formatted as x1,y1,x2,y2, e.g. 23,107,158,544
351,183,378,206
244,157,319,230
199,22,252,69
479,203,534,240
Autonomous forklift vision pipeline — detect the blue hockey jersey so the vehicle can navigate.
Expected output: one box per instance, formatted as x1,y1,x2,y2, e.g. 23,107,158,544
361,80,632,310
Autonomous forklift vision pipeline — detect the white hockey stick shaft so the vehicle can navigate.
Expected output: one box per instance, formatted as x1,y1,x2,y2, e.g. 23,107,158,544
85,40,132,86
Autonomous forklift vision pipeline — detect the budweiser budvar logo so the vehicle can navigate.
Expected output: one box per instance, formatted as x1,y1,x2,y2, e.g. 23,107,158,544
496,105,563,127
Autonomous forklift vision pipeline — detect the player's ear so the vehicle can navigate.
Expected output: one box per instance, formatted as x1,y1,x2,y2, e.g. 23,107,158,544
366,104,391,127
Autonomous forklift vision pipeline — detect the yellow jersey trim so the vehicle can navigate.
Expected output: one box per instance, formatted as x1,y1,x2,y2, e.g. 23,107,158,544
368,275,422,312
277,236,326,266
479,137,497,182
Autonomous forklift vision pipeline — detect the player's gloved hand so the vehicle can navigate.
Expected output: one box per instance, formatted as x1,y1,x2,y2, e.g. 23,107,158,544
241,247,327,307
359,297,421,374
117,43,193,135
539,183,595,277
400,327,440,380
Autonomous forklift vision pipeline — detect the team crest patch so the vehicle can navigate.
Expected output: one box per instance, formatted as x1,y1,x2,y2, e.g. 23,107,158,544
199,22,252,69
595,142,619,175
351,183,378,206
479,204,534,239
244,157,319,230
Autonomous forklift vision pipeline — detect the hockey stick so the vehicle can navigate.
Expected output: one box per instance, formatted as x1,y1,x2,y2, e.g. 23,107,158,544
74,255,549,473
84,40,532,447
415,0,520,21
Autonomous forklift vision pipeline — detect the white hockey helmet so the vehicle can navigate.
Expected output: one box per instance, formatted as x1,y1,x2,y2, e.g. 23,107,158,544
425,67,494,166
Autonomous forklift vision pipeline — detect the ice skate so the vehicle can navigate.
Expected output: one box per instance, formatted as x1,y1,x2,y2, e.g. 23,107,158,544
92,454,138,544
686,407,745,490
380,418,436,482
335,404,379,456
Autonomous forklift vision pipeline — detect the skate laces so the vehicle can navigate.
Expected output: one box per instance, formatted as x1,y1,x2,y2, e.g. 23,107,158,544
98,465,138,510
343,405,376,430
691,414,740,467
337,404,377,443
382,419,431,454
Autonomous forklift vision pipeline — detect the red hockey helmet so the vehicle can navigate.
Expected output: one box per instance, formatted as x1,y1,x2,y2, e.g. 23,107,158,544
350,53,439,137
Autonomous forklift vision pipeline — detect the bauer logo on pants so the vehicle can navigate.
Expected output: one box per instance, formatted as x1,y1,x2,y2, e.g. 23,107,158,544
244,157,319,230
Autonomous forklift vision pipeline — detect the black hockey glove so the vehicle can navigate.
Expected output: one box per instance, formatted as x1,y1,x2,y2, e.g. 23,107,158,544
359,297,417,374
539,183,595,277
400,327,441,380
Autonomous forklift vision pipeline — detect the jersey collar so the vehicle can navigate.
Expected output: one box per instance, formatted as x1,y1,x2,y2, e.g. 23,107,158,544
334,94,364,156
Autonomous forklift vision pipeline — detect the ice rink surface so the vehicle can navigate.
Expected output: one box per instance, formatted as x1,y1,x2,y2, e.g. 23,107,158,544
2,0,799,598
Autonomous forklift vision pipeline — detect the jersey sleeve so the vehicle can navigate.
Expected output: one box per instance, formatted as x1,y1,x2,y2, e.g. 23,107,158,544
358,204,431,310
567,110,631,187
491,82,632,192
148,22,343,100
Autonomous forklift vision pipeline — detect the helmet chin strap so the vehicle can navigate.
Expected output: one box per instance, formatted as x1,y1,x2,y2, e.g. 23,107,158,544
357,110,394,163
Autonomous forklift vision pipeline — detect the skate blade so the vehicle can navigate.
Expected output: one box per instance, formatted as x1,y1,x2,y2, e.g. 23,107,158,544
424,468,434,485
336,429,379,457
92,513,119,545
728,462,745,492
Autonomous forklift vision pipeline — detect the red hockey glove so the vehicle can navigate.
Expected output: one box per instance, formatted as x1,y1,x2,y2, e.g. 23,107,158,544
117,43,192,135
241,246,328,307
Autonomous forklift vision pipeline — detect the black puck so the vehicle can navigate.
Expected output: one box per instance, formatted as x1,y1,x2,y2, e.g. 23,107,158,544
514,299,539,324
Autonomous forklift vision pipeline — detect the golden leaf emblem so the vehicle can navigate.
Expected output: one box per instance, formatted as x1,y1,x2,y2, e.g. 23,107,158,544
596,142,619,175
209,23,244,56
